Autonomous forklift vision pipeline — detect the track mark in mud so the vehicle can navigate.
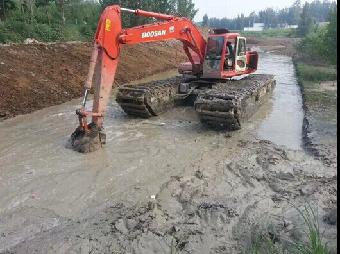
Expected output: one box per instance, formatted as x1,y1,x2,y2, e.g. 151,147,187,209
4,139,337,253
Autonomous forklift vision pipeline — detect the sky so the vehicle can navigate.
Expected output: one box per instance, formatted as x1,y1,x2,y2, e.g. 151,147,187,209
193,0,324,22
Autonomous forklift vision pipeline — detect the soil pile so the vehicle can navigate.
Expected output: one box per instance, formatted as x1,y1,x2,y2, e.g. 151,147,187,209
0,41,186,118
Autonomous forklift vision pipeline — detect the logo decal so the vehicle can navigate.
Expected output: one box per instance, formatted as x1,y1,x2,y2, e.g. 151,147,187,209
169,26,175,33
105,19,111,31
142,30,166,38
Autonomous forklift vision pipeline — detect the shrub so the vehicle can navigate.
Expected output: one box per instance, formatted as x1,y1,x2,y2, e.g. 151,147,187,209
61,25,83,41
33,23,62,41
298,26,328,61
297,63,337,82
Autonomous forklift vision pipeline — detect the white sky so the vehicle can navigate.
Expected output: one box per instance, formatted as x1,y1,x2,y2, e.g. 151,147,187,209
193,0,332,21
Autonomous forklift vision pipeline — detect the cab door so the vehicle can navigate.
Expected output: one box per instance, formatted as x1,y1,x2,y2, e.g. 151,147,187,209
235,37,247,73
202,36,225,79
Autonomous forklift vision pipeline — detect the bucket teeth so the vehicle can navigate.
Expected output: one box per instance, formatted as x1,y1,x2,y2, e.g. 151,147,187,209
69,123,105,153
116,77,182,118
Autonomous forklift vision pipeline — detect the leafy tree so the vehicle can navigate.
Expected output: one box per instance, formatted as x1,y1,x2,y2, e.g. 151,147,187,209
298,4,337,64
298,3,314,36
289,0,301,25
324,7,337,63
169,0,197,19
0,0,16,20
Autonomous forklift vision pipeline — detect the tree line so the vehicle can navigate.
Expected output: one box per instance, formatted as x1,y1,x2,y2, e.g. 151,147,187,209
0,0,197,43
203,0,336,31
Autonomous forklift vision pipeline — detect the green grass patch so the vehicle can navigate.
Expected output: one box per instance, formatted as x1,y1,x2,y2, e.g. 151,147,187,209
296,63,337,82
295,62,337,108
241,28,297,38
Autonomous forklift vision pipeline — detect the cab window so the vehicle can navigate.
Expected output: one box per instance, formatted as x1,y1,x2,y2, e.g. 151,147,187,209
205,36,224,60
237,39,246,56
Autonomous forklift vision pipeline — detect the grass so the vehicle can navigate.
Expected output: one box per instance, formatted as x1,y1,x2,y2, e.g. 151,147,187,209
296,63,337,82
293,204,330,254
244,205,330,254
241,28,297,38
295,62,337,108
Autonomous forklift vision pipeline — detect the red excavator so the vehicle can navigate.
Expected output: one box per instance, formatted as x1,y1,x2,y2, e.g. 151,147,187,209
70,5,274,153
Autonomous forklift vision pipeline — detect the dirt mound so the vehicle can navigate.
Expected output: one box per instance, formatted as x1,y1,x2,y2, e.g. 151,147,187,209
0,42,186,119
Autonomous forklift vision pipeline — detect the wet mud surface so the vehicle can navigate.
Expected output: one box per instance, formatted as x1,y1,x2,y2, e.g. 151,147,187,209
0,53,337,253
300,80,337,167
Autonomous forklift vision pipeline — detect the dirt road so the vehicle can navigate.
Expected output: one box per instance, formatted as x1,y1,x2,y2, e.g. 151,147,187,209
0,52,337,253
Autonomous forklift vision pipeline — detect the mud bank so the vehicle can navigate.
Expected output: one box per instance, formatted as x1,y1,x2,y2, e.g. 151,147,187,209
250,36,337,167
0,41,186,119
294,61,337,167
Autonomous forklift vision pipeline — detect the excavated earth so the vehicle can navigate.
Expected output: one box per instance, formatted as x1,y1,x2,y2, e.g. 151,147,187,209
0,39,337,253
0,41,186,119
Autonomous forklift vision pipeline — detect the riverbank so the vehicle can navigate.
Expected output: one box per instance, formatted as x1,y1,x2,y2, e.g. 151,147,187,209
249,35,337,168
294,60,337,167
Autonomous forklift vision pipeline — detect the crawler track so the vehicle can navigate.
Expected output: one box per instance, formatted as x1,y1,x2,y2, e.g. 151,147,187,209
195,74,276,129
117,74,276,130
116,77,182,118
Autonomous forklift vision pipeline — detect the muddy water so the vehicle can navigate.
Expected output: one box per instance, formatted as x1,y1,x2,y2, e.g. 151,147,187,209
0,54,304,251
255,53,303,150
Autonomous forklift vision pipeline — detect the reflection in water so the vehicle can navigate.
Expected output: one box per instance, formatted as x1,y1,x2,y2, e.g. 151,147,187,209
256,53,303,150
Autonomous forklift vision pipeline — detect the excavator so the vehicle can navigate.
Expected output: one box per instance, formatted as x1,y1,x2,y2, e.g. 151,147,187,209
70,5,275,153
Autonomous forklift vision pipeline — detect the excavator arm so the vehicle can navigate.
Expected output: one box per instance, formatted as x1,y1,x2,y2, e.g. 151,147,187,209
70,5,207,153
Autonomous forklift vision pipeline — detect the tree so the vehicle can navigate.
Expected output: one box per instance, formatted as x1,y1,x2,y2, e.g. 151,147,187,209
325,6,337,63
170,0,197,20
288,0,301,25
0,0,16,20
202,13,208,26
298,3,314,36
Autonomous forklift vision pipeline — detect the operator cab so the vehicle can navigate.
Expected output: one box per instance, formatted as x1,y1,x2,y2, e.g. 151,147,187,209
202,29,258,79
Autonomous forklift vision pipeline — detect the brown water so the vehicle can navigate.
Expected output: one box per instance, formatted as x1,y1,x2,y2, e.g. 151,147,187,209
255,53,303,150
0,53,305,251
